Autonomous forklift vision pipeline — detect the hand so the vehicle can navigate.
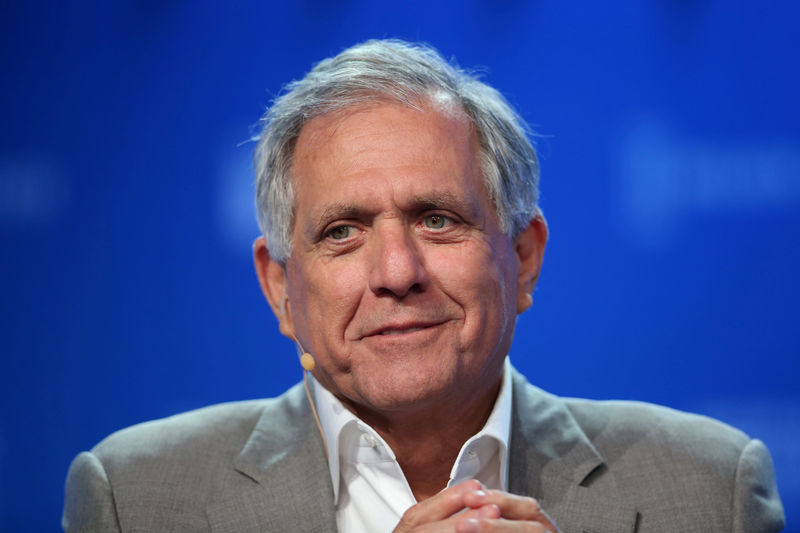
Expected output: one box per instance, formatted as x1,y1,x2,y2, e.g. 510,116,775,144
393,479,561,533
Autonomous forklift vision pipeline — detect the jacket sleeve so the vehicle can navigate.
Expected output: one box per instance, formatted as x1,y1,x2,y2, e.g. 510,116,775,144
731,439,785,533
63,451,122,533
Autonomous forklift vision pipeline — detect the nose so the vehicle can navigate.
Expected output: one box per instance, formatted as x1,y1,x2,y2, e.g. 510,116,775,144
368,224,429,298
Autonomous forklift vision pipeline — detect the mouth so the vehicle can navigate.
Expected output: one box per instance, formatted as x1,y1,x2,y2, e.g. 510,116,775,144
378,326,428,336
363,320,447,339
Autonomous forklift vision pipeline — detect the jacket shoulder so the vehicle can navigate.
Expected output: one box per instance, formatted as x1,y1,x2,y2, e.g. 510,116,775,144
64,386,310,532
510,371,784,531
93,398,269,465
558,398,784,531
562,397,750,462
92,382,307,463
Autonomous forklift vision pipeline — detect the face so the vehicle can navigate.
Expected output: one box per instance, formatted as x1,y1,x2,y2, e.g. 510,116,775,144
255,101,546,419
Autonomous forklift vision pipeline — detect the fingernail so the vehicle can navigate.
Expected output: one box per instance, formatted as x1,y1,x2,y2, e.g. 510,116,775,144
457,518,480,533
479,503,500,518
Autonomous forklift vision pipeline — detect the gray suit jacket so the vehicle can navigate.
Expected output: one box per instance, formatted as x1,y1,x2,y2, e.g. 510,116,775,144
63,372,785,532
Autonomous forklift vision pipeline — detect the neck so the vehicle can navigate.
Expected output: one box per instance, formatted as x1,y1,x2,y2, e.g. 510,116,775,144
348,378,502,501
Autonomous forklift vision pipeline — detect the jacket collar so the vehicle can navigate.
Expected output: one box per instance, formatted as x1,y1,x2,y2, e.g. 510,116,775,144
207,382,337,533
508,369,639,533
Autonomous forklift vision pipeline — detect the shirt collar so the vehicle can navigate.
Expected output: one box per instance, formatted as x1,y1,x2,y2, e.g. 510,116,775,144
312,375,393,504
312,357,513,503
449,358,512,490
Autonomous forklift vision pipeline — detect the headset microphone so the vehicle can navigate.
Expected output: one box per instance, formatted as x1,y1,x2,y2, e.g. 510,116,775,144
300,351,316,371
293,336,316,371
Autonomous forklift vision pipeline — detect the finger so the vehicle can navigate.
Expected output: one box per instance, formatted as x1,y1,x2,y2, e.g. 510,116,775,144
463,490,555,526
469,503,502,520
456,518,558,533
394,480,483,532
456,518,560,533
400,505,501,533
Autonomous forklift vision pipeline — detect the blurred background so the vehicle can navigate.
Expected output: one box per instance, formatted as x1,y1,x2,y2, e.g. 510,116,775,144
1,1,798,530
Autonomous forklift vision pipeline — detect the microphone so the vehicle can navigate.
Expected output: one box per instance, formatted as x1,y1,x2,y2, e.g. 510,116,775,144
300,352,316,371
294,336,316,371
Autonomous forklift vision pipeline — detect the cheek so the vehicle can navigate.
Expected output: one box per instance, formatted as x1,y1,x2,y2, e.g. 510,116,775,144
293,259,366,338
429,240,516,332
480,241,518,330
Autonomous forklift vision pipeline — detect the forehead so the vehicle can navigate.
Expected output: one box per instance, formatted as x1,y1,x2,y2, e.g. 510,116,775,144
290,102,488,216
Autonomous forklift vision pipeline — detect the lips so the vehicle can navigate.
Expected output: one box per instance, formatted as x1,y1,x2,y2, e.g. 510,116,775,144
379,326,427,336
362,320,447,338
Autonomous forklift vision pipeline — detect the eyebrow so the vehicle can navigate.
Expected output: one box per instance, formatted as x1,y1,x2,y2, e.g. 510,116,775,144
405,192,477,217
312,203,373,232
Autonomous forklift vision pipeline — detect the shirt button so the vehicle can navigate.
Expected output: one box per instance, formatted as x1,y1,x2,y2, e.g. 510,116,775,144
363,433,378,448
467,450,477,458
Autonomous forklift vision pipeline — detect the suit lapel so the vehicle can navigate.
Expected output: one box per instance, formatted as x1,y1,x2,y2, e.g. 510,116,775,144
508,371,638,533
206,383,337,533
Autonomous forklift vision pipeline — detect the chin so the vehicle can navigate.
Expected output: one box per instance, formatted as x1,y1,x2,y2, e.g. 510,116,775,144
351,371,459,414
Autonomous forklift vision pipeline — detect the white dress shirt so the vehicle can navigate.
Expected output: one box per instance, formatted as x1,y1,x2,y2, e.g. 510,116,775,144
312,358,513,533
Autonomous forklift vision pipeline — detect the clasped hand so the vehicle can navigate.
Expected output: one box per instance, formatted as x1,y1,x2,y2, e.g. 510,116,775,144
393,480,561,533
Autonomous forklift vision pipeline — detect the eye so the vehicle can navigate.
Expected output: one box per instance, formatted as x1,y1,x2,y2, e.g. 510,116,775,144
424,214,450,229
327,225,353,240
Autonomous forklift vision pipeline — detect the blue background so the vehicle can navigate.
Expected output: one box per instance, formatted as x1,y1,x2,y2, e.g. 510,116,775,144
1,1,798,531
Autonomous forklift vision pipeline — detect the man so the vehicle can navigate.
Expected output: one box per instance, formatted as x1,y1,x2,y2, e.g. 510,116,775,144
63,40,784,532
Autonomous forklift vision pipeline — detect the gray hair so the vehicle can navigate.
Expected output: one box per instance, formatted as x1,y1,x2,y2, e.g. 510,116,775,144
254,39,540,264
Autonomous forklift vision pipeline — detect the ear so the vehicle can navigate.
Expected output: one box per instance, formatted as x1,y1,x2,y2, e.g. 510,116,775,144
253,236,297,339
514,211,548,314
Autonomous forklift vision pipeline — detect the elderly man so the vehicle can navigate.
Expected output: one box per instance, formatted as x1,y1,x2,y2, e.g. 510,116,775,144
63,40,784,532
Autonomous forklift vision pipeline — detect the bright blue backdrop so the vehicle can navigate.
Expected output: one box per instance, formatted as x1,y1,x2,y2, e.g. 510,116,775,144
1,1,798,531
